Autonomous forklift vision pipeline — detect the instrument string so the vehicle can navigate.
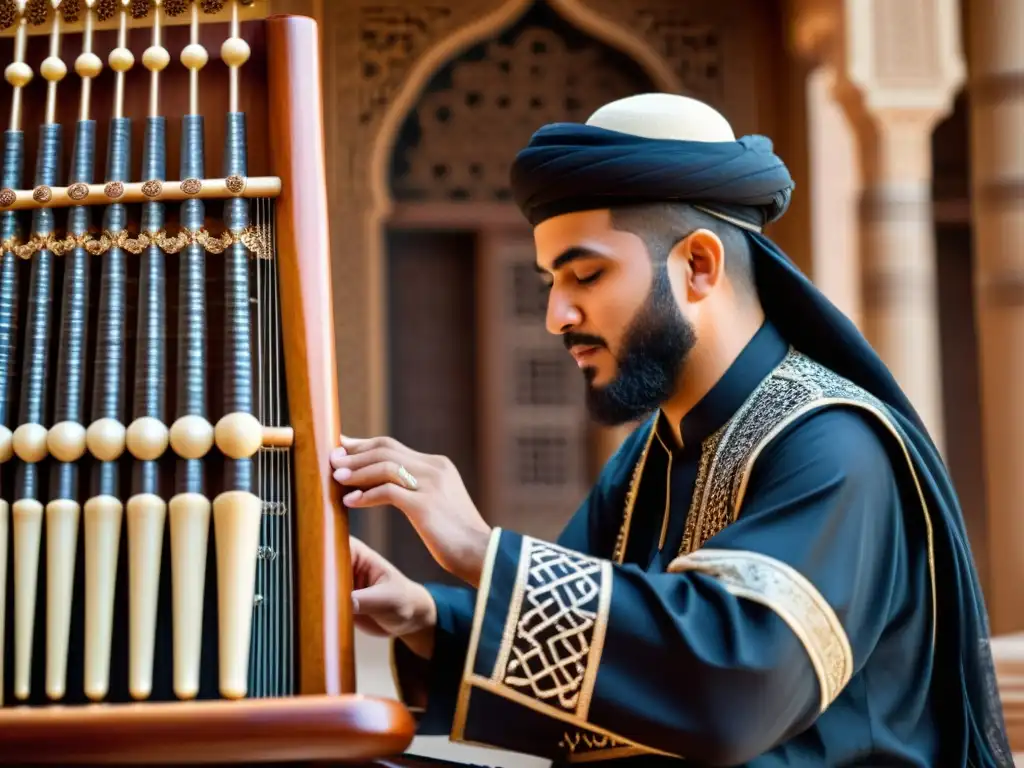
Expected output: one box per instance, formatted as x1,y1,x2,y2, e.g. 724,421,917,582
0,0,30,709
13,0,64,704
0,0,299,707
273,199,289,696
253,197,264,697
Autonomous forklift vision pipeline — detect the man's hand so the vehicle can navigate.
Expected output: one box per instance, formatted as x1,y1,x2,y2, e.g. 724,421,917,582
330,435,492,587
349,536,437,660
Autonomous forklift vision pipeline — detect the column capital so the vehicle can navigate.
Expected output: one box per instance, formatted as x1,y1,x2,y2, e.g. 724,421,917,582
844,0,965,117
787,0,844,67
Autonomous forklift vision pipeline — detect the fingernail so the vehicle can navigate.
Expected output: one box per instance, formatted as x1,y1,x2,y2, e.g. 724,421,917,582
351,595,360,613
334,467,351,482
344,490,361,504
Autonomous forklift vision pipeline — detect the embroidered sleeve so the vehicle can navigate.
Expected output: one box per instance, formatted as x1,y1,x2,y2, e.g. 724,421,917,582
452,529,675,762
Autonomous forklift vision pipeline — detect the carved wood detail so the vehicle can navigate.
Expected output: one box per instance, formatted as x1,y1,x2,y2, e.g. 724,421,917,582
581,0,724,103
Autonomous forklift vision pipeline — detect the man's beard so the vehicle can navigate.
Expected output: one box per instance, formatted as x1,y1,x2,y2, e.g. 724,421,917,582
567,268,696,426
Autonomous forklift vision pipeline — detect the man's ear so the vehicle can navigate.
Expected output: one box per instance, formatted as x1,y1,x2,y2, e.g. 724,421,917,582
667,229,725,302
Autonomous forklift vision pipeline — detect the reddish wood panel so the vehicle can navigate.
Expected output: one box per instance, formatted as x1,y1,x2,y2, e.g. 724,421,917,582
0,695,415,764
265,14,355,696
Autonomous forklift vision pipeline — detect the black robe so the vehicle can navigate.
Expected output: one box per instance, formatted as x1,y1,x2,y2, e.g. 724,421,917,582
393,322,951,766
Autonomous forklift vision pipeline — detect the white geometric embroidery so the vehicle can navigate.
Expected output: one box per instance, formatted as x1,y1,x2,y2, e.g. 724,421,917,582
502,539,608,716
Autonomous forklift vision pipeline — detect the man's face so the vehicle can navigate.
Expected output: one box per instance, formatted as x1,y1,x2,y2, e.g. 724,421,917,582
533,209,696,425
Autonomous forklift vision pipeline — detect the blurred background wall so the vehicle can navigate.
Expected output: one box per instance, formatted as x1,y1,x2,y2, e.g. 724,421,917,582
274,0,1024,761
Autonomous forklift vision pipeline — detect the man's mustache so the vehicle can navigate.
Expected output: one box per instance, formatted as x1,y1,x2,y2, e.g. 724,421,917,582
563,332,607,350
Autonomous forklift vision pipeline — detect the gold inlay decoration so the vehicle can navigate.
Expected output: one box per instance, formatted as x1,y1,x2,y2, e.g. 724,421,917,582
559,730,651,762
611,417,658,564
0,176,279,209
96,0,116,22
3,225,267,259
180,177,203,195
0,0,262,31
24,0,46,26
668,547,854,713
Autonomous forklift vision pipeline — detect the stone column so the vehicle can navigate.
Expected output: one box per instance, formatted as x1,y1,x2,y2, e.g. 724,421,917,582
786,0,863,329
967,0,1024,636
835,0,965,453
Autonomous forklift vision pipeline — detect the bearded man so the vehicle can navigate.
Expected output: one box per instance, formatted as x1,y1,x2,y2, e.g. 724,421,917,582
329,94,1011,766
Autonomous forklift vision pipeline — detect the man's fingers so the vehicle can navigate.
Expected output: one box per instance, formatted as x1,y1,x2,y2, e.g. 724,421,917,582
352,582,411,615
344,482,419,512
340,434,404,455
352,614,390,638
332,446,422,475
336,460,420,492
330,445,347,469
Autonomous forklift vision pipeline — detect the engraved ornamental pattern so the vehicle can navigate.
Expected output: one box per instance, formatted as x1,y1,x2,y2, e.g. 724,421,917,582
582,0,724,102
358,4,458,125
391,13,652,201
679,349,891,554
497,537,612,718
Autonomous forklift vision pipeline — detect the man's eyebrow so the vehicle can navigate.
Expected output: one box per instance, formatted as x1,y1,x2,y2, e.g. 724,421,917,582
534,246,605,274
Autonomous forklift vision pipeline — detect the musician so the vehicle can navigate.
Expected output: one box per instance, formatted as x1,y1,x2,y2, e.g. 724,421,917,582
329,94,1012,766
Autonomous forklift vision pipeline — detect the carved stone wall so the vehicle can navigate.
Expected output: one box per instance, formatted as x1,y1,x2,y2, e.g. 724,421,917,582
390,3,658,202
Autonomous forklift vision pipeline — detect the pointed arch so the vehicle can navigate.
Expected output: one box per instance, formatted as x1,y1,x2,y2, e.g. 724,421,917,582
367,0,681,219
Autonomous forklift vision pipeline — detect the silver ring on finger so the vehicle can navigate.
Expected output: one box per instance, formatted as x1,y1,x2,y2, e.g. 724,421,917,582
396,464,419,490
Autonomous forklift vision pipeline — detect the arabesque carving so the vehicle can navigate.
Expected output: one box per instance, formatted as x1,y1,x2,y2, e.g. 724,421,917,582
359,4,464,126
392,24,651,201
582,0,723,102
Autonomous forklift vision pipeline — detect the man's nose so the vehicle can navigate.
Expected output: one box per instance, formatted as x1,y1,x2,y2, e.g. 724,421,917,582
546,290,582,335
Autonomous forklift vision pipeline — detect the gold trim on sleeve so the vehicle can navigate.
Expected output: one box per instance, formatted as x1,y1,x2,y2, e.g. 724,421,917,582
451,526,503,743
450,531,676,761
667,548,854,713
612,415,659,564
492,537,613,721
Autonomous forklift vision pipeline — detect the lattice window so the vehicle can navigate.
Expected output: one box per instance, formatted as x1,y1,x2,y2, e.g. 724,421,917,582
390,3,655,201
515,348,574,406
636,15,722,98
515,429,570,486
581,0,725,103
510,262,548,320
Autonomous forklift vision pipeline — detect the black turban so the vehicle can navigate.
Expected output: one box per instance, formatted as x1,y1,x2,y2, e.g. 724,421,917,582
509,122,794,229
507,119,1014,767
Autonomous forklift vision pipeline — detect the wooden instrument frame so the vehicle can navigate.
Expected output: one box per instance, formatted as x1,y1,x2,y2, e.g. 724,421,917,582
264,12,355,699
0,12,414,764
